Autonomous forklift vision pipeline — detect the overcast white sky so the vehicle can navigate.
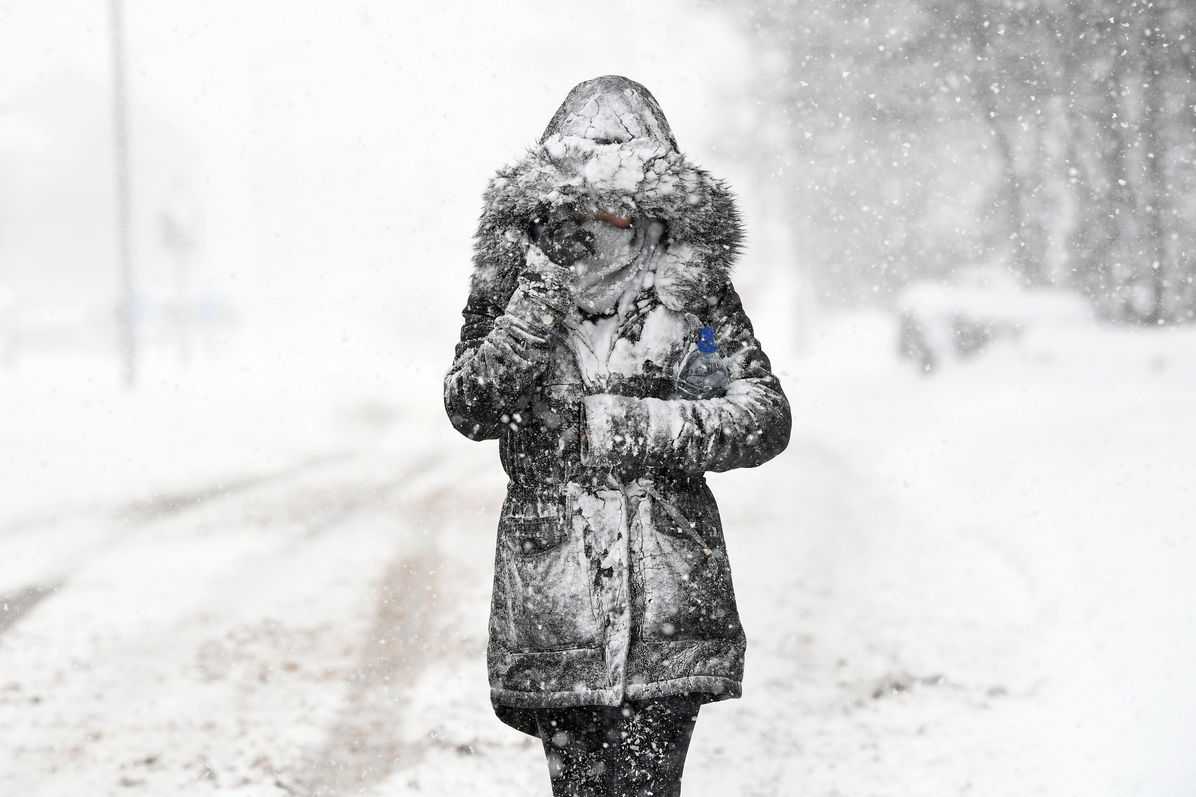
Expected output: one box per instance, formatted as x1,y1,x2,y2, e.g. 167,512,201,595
1,2,775,359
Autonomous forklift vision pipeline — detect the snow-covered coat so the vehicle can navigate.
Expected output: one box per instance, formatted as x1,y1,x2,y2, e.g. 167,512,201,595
444,76,791,735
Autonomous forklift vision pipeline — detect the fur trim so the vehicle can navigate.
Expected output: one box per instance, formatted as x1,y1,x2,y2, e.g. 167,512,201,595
471,135,743,314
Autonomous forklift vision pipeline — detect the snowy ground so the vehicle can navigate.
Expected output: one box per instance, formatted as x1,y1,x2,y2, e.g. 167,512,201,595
2,310,1195,797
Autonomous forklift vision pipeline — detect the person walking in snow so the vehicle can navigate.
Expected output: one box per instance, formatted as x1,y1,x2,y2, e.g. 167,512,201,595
444,75,791,797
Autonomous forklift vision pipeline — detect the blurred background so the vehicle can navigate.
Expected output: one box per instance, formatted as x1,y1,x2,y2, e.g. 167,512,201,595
2,1,1194,795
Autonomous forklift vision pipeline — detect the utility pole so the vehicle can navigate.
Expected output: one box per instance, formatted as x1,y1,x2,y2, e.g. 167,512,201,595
110,0,137,385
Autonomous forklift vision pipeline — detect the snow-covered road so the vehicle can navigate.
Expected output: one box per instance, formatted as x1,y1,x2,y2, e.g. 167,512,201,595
3,315,1195,796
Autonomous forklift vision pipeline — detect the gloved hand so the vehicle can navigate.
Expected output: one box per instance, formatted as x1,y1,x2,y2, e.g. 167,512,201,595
518,245,575,316
498,213,590,358
529,215,595,267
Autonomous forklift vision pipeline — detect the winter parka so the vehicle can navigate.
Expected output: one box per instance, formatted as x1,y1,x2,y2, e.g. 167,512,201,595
444,76,791,736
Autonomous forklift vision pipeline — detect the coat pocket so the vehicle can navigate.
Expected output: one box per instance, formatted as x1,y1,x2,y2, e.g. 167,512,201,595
505,515,568,556
499,510,601,652
639,486,742,642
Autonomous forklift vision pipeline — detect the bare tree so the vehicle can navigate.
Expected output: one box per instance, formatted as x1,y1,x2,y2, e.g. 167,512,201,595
726,0,1196,323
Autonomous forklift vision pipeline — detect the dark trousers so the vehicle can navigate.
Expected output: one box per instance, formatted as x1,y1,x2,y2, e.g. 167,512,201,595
534,696,701,797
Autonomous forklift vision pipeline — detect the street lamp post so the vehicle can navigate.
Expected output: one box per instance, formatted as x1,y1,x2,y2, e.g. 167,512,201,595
110,0,136,386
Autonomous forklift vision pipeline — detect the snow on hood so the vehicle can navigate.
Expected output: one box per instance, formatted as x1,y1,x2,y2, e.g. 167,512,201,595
539,75,677,150
527,76,684,217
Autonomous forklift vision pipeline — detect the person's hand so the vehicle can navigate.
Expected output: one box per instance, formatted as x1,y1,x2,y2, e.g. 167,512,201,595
518,245,575,316
529,216,595,267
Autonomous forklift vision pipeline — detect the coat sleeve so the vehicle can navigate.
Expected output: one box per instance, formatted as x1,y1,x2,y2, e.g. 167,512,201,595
580,286,791,473
443,247,571,441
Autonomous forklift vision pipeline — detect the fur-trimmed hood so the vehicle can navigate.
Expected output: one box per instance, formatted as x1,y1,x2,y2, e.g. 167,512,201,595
471,76,744,314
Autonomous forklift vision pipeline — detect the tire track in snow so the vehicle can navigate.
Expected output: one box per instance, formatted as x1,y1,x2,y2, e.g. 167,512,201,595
0,583,59,634
299,547,445,796
0,451,354,539
298,463,491,796
0,452,356,639
119,452,356,522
